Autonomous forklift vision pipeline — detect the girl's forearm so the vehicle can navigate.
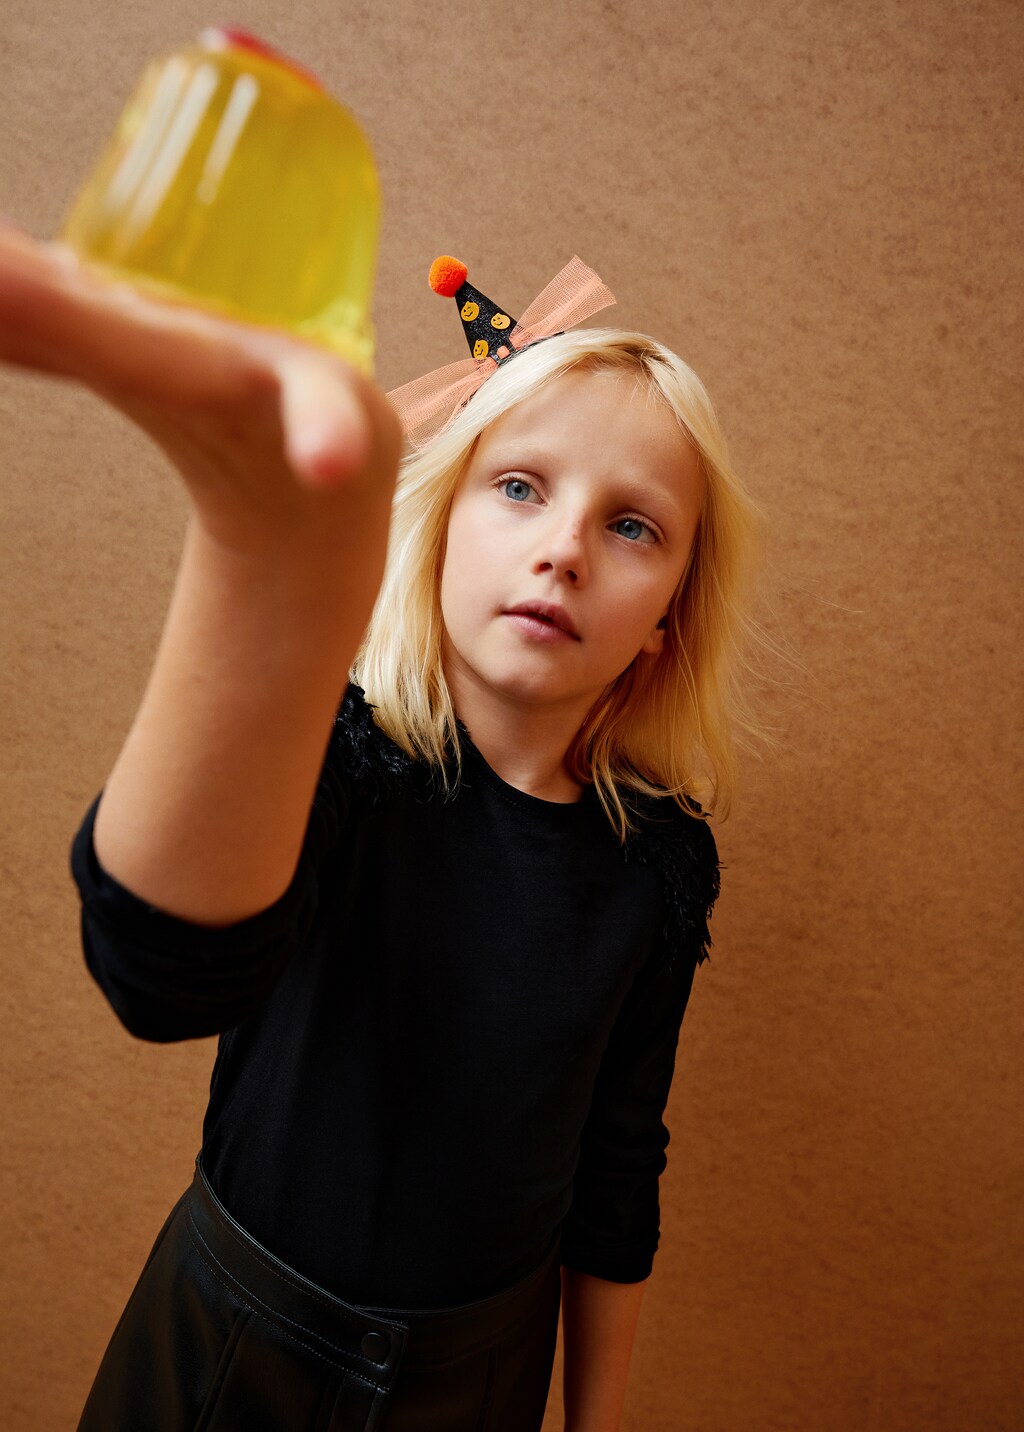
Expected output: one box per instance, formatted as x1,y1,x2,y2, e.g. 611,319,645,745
560,1267,647,1432
93,508,387,927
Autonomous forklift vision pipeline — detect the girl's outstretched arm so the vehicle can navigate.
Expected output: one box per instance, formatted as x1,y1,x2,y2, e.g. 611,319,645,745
1,223,402,927
561,1268,648,1432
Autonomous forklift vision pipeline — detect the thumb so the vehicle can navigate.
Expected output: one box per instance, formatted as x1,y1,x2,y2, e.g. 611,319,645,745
276,348,372,491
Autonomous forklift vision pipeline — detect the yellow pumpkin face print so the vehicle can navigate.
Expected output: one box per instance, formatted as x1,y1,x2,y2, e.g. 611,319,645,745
473,339,490,360
461,301,480,322
490,312,511,330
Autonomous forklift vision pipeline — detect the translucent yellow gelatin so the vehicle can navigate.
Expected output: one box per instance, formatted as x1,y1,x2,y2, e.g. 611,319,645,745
58,29,379,374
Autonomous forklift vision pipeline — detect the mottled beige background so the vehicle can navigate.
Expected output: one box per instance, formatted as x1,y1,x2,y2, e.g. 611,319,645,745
1,1,1021,1429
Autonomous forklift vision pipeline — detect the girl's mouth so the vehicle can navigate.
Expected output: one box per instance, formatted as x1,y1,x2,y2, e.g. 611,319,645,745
503,603,580,639
503,612,578,643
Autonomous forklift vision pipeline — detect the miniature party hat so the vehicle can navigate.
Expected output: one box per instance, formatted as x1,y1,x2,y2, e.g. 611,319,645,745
386,254,617,448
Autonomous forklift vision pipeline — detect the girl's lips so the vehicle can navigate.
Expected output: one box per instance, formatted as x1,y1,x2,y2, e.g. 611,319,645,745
503,602,580,637
503,612,579,643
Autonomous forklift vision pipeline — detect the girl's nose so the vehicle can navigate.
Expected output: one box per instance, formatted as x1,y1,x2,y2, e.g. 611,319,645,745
532,513,589,585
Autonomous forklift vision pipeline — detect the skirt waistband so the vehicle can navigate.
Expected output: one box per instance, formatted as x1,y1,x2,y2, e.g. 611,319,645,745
187,1153,562,1375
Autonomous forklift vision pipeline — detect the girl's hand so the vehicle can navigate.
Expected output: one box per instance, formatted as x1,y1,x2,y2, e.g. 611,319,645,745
0,218,402,923
0,220,402,557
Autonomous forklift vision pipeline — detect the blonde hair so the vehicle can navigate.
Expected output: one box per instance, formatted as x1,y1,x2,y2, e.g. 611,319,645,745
353,328,765,839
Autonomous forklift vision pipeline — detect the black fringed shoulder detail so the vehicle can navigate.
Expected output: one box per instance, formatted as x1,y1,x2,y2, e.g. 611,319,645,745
333,687,721,968
622,791,722,971
330,684,429,804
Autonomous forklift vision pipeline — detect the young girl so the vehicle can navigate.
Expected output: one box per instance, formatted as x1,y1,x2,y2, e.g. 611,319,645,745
0,230,759,1432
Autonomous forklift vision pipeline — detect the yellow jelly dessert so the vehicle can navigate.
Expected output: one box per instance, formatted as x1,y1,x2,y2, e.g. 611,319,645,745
58,28,379,373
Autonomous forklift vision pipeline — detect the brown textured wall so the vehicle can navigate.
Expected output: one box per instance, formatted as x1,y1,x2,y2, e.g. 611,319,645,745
2,1,1021,1429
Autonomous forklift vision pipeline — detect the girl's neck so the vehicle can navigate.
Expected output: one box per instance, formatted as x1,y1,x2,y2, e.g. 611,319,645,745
452,690,588,804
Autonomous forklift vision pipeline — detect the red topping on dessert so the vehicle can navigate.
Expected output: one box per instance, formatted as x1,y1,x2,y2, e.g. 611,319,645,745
199,27,324,92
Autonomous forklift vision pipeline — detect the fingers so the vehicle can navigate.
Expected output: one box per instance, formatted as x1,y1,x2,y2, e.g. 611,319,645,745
0,230,262,404
0,224,400,501
276,349,373,490
0,227,76,377
50,243,264,405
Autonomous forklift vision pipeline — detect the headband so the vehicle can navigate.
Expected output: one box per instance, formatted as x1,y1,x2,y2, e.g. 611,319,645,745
385,254,617,449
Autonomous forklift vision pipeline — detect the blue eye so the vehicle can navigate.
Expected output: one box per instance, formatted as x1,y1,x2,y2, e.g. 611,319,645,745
503,478,534,502
614,517,653,543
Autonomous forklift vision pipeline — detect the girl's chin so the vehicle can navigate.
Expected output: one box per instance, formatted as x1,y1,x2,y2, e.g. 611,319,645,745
460,671,599,712
441,641,609,712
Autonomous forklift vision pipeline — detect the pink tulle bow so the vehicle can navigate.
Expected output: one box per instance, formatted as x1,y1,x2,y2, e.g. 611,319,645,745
385,256,617,449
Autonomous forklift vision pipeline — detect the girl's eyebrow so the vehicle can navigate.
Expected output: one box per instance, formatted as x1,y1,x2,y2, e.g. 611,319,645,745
622,482,687,519
484,447,550,470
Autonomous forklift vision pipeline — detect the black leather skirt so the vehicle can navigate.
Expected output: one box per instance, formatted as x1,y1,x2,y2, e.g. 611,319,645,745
77,1154,562,1432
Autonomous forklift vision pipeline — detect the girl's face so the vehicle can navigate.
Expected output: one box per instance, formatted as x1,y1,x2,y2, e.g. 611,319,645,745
439,367,704,727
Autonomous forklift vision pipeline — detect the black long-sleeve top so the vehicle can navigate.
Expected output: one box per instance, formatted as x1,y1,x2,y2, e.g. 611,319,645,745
70,686,719,1309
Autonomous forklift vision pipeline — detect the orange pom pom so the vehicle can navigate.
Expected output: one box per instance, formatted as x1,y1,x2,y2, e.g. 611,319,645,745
429,255,468,297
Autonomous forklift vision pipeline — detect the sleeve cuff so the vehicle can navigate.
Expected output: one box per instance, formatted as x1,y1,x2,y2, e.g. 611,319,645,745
70,793,323,1041
70,793,318,956
559,1241,658,1284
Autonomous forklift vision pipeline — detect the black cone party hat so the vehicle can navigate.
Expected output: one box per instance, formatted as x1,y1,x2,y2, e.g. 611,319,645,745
428,255,519,364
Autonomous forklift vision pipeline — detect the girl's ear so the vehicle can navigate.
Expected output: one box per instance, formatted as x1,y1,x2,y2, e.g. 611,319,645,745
640,615,669,658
